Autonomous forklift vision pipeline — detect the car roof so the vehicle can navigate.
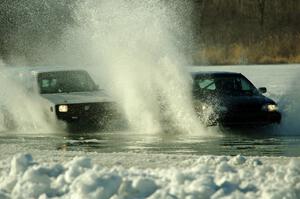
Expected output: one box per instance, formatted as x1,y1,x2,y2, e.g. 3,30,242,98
191,71,242,78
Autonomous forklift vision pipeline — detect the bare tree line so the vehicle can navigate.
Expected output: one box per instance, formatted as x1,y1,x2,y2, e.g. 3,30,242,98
0,0,299,64
193,0,300,36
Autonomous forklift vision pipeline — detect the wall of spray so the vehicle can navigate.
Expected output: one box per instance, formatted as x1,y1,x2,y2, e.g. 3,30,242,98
0,64,54,133
56,0,205,134
0,0,74,133
0,0,206,134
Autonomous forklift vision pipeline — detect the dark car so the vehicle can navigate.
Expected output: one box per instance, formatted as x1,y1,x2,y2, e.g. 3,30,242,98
191,71,281,126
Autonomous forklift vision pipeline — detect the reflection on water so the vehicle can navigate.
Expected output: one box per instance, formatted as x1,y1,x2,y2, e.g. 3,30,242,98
1,129,300,157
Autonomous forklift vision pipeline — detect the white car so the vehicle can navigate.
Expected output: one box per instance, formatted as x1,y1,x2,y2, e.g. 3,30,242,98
10,67,122,130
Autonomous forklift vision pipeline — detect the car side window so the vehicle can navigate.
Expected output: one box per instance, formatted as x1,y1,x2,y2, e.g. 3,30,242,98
198,79,216,90
41,79,50,88
41,79,58,93
38,71,98,94
240,78,252,91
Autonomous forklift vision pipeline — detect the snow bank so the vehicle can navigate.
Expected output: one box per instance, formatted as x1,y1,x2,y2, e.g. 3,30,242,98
0,154,300,199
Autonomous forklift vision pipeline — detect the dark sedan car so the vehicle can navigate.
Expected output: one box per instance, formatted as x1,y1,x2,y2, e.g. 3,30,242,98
191,71,281,126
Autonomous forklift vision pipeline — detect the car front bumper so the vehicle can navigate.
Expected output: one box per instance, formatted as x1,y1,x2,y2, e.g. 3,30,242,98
55,102,122,124
217,111,282,126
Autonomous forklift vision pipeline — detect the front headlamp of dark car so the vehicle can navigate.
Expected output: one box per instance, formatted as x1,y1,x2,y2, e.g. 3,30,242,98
262,104,278,112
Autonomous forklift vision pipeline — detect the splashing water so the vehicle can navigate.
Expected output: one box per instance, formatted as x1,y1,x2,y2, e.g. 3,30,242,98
57,0,205,134
0,65,55,133
2,1,300,137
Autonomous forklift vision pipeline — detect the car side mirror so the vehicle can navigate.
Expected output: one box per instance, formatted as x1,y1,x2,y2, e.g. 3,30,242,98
95,84,100,90
258,87,267,94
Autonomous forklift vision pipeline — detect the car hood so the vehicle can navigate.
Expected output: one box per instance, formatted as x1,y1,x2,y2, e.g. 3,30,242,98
41,90,114,105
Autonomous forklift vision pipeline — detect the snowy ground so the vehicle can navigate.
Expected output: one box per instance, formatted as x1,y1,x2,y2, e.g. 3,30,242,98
1,64,300,198
0,153,299,199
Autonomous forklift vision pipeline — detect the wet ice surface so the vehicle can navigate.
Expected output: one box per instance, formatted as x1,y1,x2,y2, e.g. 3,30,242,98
1,131,300,158
1,64,300,198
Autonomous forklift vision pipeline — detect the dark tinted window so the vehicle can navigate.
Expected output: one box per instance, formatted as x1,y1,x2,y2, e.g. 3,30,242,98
38,70,97,94
193,75,258,96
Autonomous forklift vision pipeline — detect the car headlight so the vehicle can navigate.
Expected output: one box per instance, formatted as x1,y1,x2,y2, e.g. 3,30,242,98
58,105,68,112
262,104,278,112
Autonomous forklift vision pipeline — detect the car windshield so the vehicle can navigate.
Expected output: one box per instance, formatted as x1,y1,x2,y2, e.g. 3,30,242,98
38,70,98,94
193,74,259,96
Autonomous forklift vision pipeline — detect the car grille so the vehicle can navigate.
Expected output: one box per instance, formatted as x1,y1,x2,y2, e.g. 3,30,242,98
217,103,266,124
228,103,262,113
56,102,119,120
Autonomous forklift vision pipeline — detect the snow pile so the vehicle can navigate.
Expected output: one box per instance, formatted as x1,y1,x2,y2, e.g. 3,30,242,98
0,154,300,198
